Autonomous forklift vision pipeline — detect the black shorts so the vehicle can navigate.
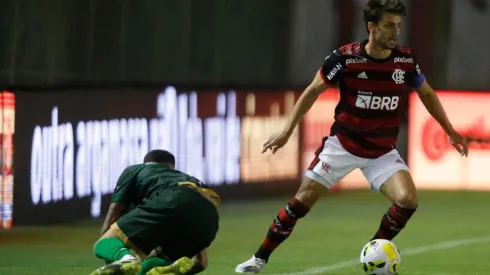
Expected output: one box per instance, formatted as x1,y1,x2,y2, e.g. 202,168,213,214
116,186,219,261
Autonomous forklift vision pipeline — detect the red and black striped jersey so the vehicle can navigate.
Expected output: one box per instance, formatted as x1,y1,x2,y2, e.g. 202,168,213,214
319,40,425,158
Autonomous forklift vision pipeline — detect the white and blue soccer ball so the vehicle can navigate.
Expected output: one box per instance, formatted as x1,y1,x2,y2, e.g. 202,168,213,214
360,239,401,275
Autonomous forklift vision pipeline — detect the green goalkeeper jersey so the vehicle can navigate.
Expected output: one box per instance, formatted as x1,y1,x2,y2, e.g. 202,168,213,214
111,163,211,206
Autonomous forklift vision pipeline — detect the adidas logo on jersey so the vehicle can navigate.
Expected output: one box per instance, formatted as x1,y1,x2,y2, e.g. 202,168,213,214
357,72,368,79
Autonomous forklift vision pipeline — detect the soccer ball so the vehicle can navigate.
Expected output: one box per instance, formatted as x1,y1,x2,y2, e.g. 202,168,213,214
360,239,401,275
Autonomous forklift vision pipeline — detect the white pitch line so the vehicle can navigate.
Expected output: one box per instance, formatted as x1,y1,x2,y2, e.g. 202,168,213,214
274,236,490,275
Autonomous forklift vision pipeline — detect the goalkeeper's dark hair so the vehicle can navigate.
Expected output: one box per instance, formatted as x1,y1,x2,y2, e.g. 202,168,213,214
143,150,175,166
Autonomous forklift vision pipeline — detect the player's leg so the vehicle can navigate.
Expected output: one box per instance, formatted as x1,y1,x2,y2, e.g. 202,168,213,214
143,186,219,275
234,178,326,273
360,152,418,241
373,170,418,240
90,222,143,275
90,194,181,275
235,136,357,273
138,249,192,275
144,257,193,275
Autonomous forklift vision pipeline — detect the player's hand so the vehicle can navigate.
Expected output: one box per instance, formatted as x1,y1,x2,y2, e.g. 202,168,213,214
448,131,468,157
262,128,292,154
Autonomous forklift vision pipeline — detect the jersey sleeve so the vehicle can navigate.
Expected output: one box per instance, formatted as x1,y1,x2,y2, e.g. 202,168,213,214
190,176,209,189
112,166,138,204
319,50,344,86
407,56,426,89
189,177,221,208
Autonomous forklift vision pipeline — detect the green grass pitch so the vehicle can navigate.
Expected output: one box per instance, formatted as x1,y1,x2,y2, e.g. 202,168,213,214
0,190,489,275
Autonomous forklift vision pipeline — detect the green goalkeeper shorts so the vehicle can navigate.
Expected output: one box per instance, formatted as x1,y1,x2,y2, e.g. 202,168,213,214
116,186,219,261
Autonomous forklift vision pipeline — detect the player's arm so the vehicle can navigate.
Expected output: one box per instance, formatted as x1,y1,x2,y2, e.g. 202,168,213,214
410,60,468,156
407,58,452,133
100,202,128,235
100,167,136,235
283,50,343,133
415,80,454,134
183,249,208,275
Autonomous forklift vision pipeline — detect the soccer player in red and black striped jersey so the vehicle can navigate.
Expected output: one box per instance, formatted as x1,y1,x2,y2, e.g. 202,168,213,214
235,0,468,273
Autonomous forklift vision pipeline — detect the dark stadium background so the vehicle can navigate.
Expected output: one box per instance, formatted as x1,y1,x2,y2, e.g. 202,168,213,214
0,1,489,275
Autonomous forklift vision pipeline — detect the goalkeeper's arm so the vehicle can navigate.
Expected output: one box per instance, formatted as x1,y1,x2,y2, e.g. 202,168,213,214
100,202,128,235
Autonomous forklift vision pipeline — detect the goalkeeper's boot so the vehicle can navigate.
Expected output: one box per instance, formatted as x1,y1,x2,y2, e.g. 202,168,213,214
89,260,141,275
235,255,266,273
146,256,193,275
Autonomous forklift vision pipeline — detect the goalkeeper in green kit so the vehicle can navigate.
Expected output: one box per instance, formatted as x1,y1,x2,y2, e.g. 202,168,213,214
89,150,220,275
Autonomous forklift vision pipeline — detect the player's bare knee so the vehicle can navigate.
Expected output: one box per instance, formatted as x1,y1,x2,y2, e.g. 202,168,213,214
93,227,124,251
381,170,418,209
392,189,418,209
295,177,328,208
100,227,119,240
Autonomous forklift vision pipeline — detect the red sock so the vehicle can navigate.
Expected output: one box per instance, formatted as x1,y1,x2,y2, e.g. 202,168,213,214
372,204,417,241
254,198,310,262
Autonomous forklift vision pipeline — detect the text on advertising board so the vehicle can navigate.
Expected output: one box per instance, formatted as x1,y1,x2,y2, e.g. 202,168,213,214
30,87,241,217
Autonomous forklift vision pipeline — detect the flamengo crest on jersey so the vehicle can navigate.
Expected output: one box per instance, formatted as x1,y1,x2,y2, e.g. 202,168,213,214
392,69,405,84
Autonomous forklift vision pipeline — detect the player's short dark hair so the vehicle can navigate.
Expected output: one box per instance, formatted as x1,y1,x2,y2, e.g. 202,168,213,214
143,149,175,165
362,0,407,34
